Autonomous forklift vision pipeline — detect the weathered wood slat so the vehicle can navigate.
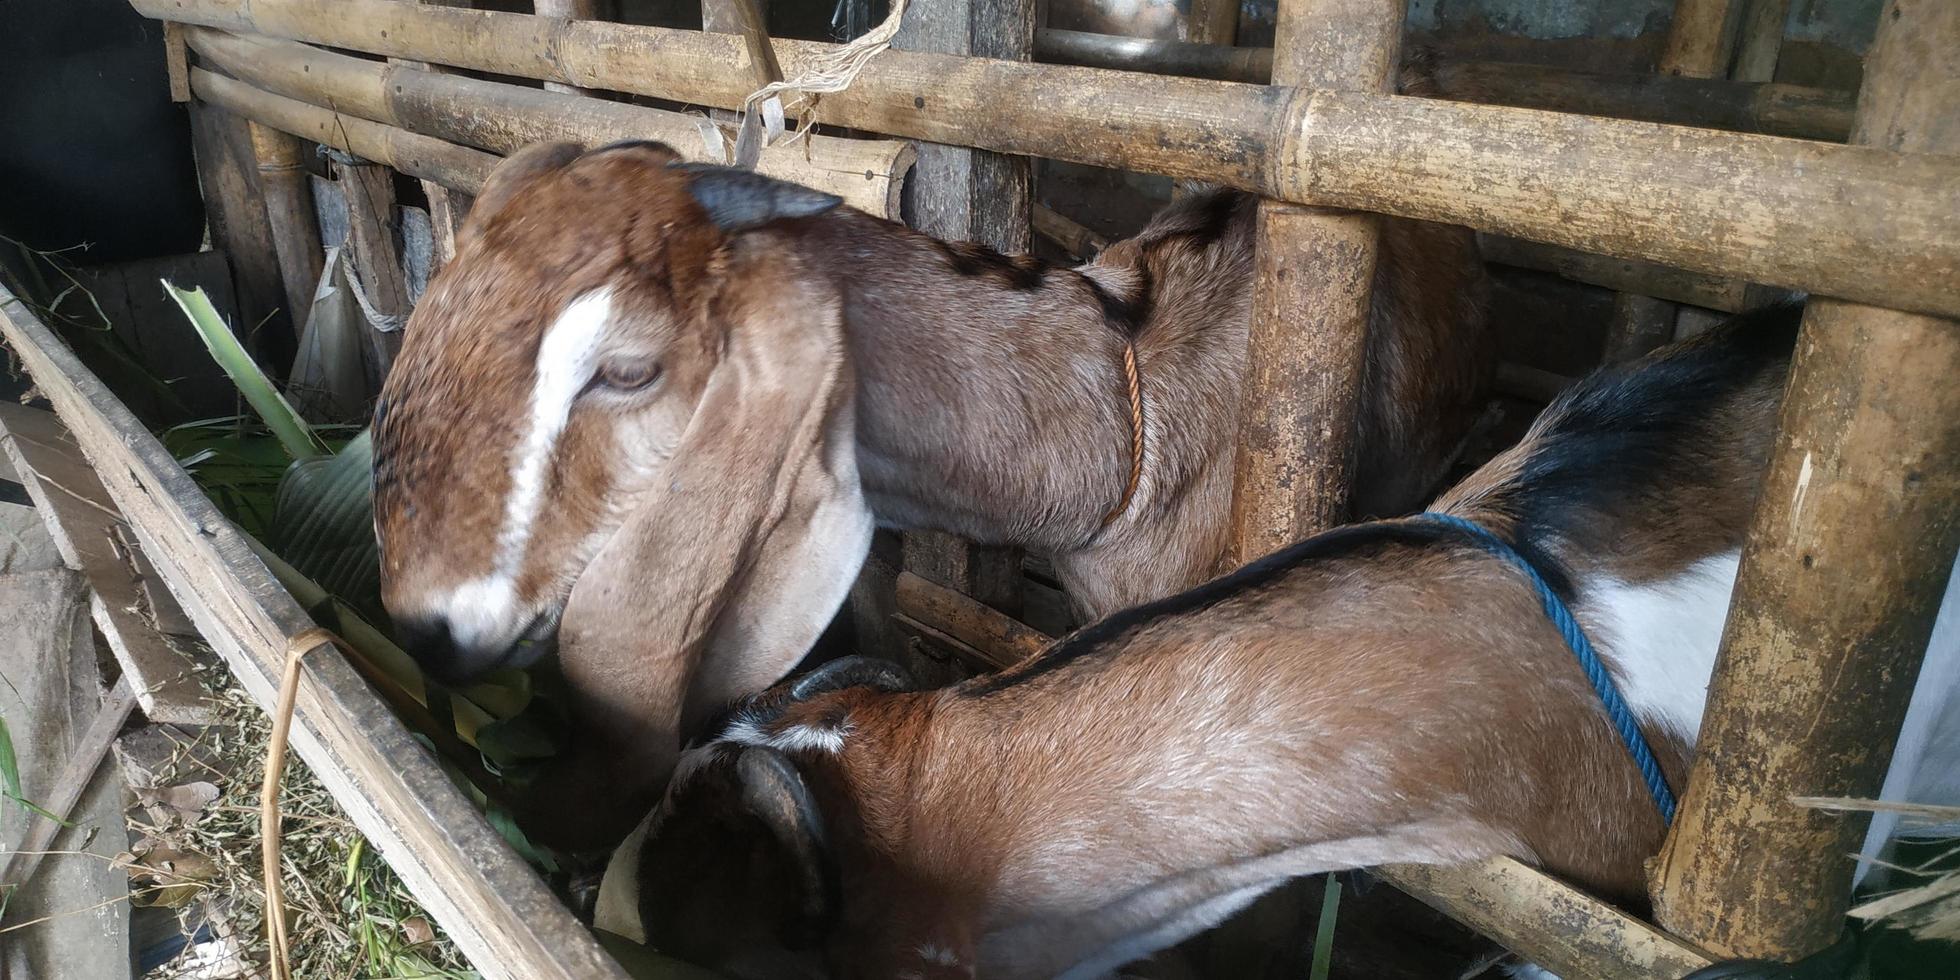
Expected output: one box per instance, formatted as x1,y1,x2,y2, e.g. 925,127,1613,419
894,570,1714,979
130,0,1960,320
0,286,635,980
0,403,215,725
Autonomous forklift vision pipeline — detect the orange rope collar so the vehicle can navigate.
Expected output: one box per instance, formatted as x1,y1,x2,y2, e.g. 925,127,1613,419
1100,339,1145,528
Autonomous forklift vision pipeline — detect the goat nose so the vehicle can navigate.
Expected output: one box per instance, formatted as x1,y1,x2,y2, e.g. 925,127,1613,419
394,614,474,685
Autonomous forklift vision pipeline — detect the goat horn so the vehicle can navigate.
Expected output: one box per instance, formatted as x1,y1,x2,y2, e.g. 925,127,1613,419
788,655,916,702
735,747,831,928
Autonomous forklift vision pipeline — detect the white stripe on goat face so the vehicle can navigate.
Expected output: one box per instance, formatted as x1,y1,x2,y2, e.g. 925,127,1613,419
437,286,614,653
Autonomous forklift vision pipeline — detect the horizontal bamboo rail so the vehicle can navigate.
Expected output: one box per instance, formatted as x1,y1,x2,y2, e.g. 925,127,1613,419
187,28,913,218
1034,28,1854,143
136,0,1960,320
893,570,1713,979
192,67,497,192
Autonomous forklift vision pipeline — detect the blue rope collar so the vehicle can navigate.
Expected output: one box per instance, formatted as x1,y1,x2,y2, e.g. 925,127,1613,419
1410,512,1678,824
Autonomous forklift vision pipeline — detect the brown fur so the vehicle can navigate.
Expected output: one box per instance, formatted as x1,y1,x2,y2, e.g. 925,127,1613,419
375,143,1490,846
629,316,1804,978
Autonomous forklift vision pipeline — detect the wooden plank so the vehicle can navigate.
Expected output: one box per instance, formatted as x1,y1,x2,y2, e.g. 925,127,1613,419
0,676,138,893
0,570,133,980
0,403,215,725
1652,0,1960,960
903,573,1708,977
1227,0,1399,561
535,0,606,97
0,286,636,980
131,0,1960,329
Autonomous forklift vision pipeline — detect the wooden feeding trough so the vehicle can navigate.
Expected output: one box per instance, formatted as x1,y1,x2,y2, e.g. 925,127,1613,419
5,0,1953,976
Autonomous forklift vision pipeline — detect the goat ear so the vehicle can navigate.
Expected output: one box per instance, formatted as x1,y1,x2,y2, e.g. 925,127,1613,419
736,747,831,927
790,656,916,702
678,163,844,234
458,141,585,248
554,249,871,803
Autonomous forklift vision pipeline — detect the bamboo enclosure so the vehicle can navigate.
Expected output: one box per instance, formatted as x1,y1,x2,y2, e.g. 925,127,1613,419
136,0,1960,320
90,0,1960,975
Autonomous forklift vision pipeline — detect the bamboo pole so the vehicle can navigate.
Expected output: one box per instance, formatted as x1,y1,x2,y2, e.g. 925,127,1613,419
1187,0,1238,47
1651,0,1960,961
535,0,606,96
1731,0,1790,83
336,158,412,374
895,0,1036,620
1032,29,1854,143
398,0,476,269
246,120,324,327
185,29,913,219
1228,0,1401,559
191,68,498,194
1660,0,1745,78
1477,234,1752,313
131,0,1960,320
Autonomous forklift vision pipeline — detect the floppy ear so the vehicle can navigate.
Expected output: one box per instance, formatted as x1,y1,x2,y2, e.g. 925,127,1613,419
548,240,873,818
457,141,585,248
677,163,844,234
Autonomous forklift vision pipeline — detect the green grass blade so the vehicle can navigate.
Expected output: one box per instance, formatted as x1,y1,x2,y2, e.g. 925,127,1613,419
1309,873,1342,980
162,280,326,460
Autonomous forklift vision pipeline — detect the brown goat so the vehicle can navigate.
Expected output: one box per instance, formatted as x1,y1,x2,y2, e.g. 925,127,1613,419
607,307,1809,979
372,142,1489,847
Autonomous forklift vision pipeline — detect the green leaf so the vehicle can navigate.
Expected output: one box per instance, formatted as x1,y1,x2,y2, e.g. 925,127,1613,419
274,429,382,623
474,715,559,769
0,714,70,826
161,280,327,460
1309,873,1341,980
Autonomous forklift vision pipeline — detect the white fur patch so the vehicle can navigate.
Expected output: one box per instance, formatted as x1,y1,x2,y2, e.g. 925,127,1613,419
723,719,849,755
916,943,966,968
1579,550,1741,745
447,288,613,645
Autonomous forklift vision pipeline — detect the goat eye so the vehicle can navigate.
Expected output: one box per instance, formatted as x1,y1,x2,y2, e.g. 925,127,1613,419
595,359,661,392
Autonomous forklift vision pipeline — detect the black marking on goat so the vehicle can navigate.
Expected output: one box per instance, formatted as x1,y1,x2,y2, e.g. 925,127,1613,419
1088,269,1156,338
936,240,1048,291
1498,302,1802,566
962,520,1464,697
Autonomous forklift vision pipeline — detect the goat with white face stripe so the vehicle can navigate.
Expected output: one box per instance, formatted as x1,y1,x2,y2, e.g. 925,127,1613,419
374,142,872,847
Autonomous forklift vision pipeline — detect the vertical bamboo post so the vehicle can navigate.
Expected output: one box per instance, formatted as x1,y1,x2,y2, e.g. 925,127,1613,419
1660,0,1745,78
402,0,475,269
895,0,1035,618
334,159,413,378
187,102,293,365
1651,0,1960,960
536,0,607,96
1190,0,1240,47
1731,0,1790,83
1610,0,1748,355
246,121,324,328
1227,0,1401,562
